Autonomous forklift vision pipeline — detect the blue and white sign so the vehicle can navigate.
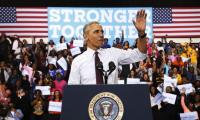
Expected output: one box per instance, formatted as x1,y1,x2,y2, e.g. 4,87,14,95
48,7,153,45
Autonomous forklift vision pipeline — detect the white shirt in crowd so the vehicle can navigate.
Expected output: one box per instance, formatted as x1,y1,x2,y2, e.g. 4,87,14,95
68,47,147,85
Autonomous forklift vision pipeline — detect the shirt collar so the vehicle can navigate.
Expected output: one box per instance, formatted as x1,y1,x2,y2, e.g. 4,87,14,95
86,47,103,55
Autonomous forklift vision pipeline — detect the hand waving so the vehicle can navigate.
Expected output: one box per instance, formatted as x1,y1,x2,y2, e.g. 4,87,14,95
133,9,147,35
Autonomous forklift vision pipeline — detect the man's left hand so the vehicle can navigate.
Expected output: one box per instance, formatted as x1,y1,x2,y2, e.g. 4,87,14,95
133,9,147,35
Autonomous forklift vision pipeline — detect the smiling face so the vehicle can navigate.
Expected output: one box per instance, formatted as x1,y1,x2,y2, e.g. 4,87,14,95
83,22,104,50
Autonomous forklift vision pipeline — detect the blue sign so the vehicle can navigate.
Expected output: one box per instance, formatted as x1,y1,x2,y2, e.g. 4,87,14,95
48,7,153,45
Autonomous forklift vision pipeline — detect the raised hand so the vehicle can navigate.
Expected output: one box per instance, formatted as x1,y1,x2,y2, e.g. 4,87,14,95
133,9,147,35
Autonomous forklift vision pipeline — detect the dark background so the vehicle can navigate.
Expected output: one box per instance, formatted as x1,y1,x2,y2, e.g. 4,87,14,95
61,84,153,120
0,0,200,7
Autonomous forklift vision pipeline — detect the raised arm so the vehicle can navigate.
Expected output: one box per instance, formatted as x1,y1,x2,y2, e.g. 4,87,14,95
133,9,147,54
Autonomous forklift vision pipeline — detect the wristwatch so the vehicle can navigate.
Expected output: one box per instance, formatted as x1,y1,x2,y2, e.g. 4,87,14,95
138,32,147,39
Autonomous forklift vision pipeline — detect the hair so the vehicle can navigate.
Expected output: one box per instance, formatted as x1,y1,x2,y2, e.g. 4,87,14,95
123,41,129,47
48,40,55,45
59,35,65,43
83,21,101,38
52,89,62,101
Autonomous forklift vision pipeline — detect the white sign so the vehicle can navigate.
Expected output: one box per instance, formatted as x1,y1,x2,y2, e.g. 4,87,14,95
70,47,81,56
177,83,195,95
47,57,57,67
153,93,165,105
180,111,199,120
157,83,164,93
162,92,177,105
73,40,84,47
118,80,124,84
57,57,68,70
48,101,62,112
127,78,140,84
181,57,190,63
35,86,51,95
21,65,33,83
157,46,164,51
56,43,67,51
164,75,177,92
12,40,18,50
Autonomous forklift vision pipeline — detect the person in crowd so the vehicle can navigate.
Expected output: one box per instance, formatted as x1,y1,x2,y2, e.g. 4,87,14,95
0,61,10,83
14,88,31,120
7,68,21,90
101,38,111,48
19,75,31,95
164,59,172,76
6,102,24,120
47,63,57,80
140,72,150,82
13,41,24,67
68,10,147,84
120,41,132,80
149,42,158,58
53,72,67,94
112,37,122,49
149,85,160,112
188,44,198,75
38,39,46,51
48,89,62,120
172,67,182,85
46,40,55,56
67,37,75,49
136,60,147,78
31,89,48,120
0,33,11,62
172,56,184,70
59,35,66,43
35,48,46,73
128,69,138,78
183,66,197,83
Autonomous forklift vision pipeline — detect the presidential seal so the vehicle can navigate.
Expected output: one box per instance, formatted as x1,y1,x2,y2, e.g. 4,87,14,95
88,92,124,120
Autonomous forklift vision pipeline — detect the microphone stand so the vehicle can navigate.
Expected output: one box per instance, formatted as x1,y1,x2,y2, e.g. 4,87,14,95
103,70,109,84
124,77,127,84
97,61,116,85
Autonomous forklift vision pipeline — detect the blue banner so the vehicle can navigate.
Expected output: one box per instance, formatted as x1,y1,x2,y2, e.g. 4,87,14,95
48,7,153,45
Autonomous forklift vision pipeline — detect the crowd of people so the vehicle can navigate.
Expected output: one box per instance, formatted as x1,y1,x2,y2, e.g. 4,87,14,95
0,31,200,120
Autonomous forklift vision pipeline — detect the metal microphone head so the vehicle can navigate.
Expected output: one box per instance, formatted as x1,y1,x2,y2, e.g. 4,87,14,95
96,61,103,71
108,61,116,72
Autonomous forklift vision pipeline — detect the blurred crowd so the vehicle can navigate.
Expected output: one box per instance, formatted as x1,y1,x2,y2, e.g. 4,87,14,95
0,32,199,120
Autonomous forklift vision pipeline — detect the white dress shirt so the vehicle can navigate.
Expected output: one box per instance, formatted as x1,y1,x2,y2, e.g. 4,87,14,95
68,47,147,85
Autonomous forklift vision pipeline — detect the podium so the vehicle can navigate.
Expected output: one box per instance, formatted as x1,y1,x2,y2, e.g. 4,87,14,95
61,84,153,120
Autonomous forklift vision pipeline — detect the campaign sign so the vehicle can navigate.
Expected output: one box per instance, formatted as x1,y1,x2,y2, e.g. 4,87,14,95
48,7,153,45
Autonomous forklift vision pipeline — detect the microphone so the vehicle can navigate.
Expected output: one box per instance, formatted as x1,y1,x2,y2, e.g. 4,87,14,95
108,61,116,75
96,61,104,72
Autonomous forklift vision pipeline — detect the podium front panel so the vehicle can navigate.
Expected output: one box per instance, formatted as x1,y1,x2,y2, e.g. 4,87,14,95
61,84,153,120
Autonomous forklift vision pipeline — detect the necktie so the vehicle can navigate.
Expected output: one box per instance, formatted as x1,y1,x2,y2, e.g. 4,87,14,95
95,51,104,84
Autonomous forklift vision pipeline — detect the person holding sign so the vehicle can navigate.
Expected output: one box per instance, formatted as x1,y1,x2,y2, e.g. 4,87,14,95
68,9,147,84
48,90,62,120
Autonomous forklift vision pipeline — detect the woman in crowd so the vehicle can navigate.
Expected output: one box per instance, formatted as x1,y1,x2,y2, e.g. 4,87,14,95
31,89,48,120
48,89,62,120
